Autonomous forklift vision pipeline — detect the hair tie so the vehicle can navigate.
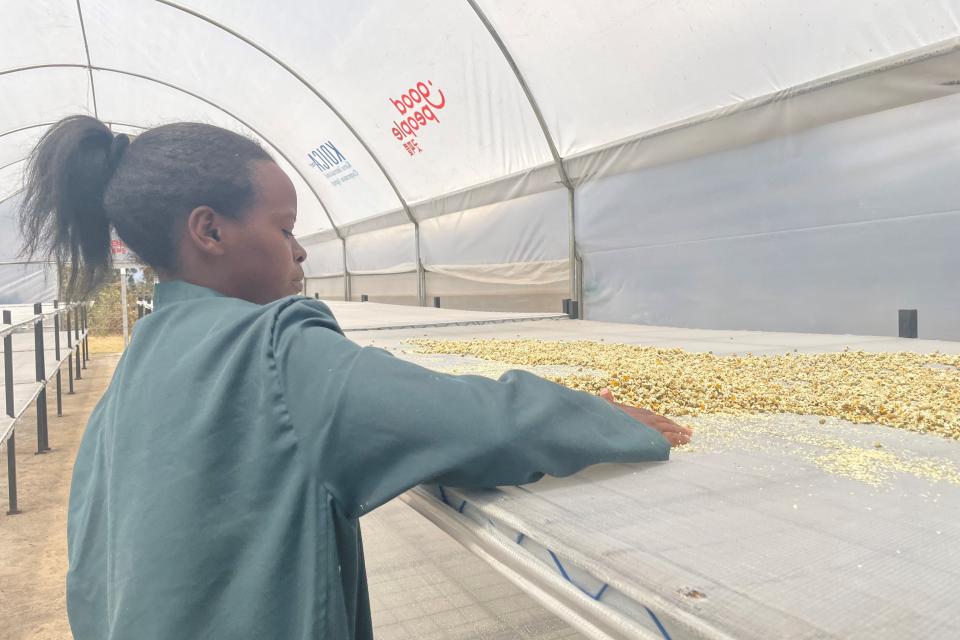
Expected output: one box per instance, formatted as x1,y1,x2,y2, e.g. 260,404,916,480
108,133,130,171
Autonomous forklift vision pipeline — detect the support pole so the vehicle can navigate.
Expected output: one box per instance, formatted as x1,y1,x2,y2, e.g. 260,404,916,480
120,268,129,346
82,306,88,367
66,310,74,394
567,186,577,305
75,306,82,381
342,238,350,302
54,301,62,417
33,303,49,453
415,223,425,306
4,310,20,514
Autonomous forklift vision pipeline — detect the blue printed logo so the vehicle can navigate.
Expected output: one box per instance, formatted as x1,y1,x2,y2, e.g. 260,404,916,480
307,141,358,187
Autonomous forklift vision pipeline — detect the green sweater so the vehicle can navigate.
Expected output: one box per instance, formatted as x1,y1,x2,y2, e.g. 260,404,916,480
67,280,670,639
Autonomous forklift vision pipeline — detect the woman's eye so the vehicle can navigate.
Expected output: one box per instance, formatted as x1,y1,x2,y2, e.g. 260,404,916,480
283,229,294,238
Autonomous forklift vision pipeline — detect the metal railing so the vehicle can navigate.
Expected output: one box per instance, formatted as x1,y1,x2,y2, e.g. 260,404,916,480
135,296,153,319
2,301,89,515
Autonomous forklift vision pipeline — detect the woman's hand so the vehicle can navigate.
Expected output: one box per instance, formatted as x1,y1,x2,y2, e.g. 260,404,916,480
599,388,692,447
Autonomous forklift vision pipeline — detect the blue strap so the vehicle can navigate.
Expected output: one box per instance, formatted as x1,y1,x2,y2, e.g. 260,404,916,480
644,606,673,640
547,550,609,601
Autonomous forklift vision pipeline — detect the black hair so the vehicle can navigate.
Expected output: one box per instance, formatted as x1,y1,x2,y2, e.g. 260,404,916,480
18,115,272,299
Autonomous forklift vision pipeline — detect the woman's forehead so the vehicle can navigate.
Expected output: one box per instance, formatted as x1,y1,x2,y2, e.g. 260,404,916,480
251,161,297,212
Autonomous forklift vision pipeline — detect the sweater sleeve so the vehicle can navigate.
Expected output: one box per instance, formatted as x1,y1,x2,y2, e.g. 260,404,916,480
273,298,670,517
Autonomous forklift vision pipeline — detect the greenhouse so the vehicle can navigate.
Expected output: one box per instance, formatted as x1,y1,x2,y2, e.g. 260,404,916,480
1,2,959,639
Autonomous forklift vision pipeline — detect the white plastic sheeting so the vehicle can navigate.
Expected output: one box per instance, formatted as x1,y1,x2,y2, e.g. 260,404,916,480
0,194,57,304
2,1,959,335
577,91,960,339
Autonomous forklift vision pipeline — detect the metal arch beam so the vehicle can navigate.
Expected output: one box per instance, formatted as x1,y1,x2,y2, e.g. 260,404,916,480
0,121,147,140
74,0,100,120
1,122,148,206
465,0,580,309
0,189,24,208
0,122,60,140
152,0,424,304
0,158,25,173
0,64,351,300
0,122,149,172
0,64,342,236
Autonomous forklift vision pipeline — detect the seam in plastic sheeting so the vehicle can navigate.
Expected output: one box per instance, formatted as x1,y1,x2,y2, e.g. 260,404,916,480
425,260,567,287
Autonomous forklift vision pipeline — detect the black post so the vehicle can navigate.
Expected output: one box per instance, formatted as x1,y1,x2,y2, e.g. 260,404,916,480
75,309,82,381
433,297,441,308
5,433,18,515
569,300,580,320
899,309,918,339
3,310,14,419
137,297,144,320
54,302,62,417
4,310,20,514
66,310,74,394
82,306,88,367
360,294,368,302
33,303,49,453
562,299,571,315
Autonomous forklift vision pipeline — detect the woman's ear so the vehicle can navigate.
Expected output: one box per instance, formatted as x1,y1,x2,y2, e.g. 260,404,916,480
185,206,226,256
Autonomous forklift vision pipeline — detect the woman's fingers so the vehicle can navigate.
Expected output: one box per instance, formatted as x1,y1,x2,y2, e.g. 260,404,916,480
663,432,690,447
598,388,692,446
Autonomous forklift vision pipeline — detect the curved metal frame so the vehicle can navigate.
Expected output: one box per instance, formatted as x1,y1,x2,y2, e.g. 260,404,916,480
0,158,24,173
0,121,148,173
0,63,351,299
3,4,584,309
465,0,579,309
154,0,423,305
75,0,99,120
0,190,23,208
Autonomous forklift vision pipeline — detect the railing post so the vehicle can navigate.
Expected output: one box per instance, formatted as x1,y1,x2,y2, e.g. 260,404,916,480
74,307,82,381
137,297,144,320
4,310,20,514
33,303,49,454
53,301,62,417
66,309,74,394
82,306,88,368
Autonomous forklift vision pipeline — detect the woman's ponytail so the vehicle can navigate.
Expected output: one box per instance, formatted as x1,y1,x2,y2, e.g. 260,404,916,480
18,115,119,300
18,115,272,299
